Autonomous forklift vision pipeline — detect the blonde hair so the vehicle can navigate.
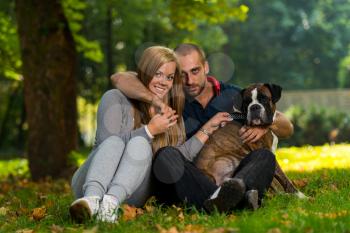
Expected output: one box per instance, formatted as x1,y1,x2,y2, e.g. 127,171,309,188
133,46,186,152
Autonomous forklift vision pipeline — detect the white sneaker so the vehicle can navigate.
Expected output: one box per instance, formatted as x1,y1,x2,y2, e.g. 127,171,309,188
97,194,120,223
69,196,100,223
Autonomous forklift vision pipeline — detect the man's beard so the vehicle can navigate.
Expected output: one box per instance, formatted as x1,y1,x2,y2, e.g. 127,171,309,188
185,82,206,97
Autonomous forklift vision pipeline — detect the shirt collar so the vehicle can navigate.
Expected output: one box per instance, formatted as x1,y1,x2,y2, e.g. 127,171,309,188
207,76,221,96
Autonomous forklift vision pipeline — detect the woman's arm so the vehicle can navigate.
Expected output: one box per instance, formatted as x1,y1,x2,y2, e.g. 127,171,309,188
94,89,153,147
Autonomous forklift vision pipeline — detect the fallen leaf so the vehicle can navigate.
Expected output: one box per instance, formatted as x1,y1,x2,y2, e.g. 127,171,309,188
32,206,46,221
82,226,98,233
183,224,205,233
51,224,64,233
190,214,198,221
0,207,8,216
16,229,34,233
121,204,143,221
330,184,338,191
208,227,239,233
267,228,281,233
292,178,308,188
178,211,184,222
156,224,179,233
145,204,155,213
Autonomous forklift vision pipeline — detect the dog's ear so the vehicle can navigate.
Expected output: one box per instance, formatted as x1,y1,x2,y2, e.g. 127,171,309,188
264,83,282,103
240,88,246,97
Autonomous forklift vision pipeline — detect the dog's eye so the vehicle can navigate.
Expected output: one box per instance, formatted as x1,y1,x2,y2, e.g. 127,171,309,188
244,97,252,103
259,95,269,103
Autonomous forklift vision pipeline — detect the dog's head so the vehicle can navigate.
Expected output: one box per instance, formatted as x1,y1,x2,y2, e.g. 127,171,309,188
240,83,282,126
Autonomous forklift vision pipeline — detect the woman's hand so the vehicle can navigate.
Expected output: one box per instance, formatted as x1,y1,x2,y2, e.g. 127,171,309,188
147,108,178,136
201,112,233,135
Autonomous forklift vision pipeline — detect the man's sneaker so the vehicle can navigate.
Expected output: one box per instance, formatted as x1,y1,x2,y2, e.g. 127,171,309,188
97,194,120,223
69,196,100,223
204,178,246,213
245,189,259,211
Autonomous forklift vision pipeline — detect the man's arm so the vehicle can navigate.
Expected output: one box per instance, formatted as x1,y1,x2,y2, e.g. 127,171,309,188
111,71,153,103
269,111,294,139
110,72,168,113
239,110,294,143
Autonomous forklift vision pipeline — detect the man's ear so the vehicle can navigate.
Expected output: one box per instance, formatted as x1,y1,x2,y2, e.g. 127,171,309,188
264,83,282,103
204,61,209,75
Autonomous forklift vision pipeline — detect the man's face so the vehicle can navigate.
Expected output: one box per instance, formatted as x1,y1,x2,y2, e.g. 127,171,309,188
178,51,209,97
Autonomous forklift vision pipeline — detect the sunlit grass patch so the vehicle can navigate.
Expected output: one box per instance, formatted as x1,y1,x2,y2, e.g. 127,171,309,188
0,158,28,178
276,144,350,172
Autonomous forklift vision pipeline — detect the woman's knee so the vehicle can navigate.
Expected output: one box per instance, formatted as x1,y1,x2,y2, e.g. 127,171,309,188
100,135,125,150
125,136,152,163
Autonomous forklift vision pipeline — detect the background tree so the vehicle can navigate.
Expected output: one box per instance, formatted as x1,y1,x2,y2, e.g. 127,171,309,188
15,0,78,180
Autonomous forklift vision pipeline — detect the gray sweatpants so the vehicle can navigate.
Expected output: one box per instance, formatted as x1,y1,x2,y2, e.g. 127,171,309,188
71,135,153,207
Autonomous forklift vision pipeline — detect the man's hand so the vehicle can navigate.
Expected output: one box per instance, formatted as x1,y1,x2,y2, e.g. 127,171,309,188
151,96,174,114
239,126,269,144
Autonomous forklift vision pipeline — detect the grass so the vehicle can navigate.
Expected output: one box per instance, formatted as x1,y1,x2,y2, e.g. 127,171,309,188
0,144,350,233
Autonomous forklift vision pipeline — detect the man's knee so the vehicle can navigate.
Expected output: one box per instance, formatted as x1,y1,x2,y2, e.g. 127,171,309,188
152,146,185,184
251,149,276,165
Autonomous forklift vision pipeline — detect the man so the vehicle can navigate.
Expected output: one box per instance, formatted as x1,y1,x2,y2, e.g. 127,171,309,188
110,43,293,212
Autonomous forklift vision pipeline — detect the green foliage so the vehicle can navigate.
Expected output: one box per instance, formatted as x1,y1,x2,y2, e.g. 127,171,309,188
338,51,350,88
169,0,248,31
0,10,21,81
284,105,350,146
62,0,104,63
225,0,350,89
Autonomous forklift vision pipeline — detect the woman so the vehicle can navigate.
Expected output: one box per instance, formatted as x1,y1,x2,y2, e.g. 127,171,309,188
69,46,229,223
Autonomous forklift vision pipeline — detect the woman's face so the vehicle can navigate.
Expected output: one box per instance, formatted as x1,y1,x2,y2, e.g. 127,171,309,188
148,61,176,99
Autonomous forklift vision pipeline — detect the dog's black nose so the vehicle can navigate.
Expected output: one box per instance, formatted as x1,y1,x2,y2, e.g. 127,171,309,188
250,104,261,111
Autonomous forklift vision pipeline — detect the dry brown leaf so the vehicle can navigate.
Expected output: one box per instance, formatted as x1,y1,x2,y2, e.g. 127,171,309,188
82,226,98,233
121,204,144,221
156,224,179,233
145,204,155,213
178,211,184,222
208,227,239,233
183,224,205,233
16,229,34,233
292,178,308,188
190,214,198,221
50,224,64,233
267,228,281,233
0,207,8,216
330,184,338,191
32,206,46,221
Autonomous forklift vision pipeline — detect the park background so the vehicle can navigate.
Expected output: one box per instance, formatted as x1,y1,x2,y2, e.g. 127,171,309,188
0,0,350,232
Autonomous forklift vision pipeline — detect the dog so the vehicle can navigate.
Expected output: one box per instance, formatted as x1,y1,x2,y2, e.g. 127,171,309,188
195,83,306,198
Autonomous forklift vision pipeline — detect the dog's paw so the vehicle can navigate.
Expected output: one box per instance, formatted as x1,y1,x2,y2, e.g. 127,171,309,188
295,191,309,199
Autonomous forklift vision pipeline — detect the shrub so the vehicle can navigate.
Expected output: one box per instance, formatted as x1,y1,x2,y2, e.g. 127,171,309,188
281,105,350,146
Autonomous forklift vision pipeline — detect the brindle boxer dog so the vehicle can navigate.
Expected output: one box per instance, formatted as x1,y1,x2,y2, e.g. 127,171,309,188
195,83,306,198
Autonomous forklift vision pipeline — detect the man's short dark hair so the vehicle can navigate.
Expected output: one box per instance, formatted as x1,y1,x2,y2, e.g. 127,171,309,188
174,43,206,65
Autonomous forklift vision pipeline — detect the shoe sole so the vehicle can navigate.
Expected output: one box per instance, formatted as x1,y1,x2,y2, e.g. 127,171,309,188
204,178,246,213
246,190,259,211
69,200,92,223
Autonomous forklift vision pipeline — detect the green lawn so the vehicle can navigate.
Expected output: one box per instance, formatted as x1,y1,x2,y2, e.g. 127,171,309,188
1,144,350,233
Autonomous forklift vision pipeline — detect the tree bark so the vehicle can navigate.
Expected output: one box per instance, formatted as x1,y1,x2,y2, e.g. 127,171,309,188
15,0,78,180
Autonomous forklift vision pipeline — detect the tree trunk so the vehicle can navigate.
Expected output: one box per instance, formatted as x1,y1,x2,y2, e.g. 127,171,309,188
15,0,78,180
